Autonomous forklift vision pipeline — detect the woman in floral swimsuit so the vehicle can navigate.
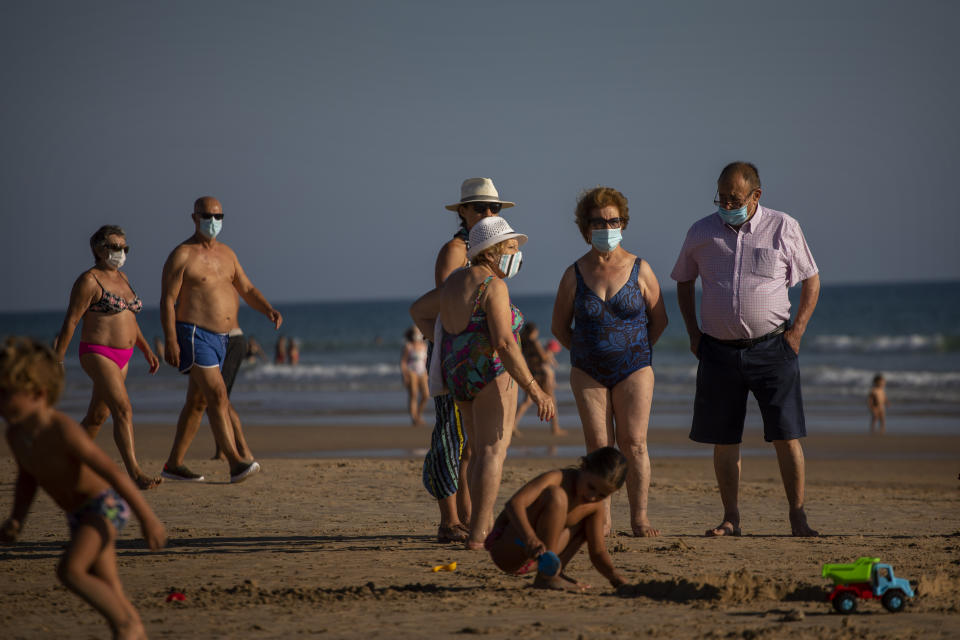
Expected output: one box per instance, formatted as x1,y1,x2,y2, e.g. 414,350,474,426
412,216,555,549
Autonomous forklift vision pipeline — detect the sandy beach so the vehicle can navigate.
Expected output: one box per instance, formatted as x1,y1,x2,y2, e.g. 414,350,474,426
1,423,959,639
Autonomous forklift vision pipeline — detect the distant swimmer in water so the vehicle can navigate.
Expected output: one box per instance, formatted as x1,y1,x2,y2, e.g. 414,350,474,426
287,337,300,366
401,326,429,426
868,373,889,434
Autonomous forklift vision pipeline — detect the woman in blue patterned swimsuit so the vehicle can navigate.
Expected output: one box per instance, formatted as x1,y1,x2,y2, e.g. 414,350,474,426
551,187,668,537
412,216,555,549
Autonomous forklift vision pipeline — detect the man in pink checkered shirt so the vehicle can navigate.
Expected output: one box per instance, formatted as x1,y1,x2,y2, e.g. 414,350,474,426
671,162,820,538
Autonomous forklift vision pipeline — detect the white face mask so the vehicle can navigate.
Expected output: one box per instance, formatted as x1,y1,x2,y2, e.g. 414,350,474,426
498,251,523,279
105,250,126,269
199,217,222,239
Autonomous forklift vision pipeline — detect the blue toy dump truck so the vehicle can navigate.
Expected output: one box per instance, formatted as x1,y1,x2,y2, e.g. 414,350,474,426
821,557,915,613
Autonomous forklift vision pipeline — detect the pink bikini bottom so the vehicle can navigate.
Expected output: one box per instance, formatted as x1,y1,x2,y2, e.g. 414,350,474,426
78,342,135,369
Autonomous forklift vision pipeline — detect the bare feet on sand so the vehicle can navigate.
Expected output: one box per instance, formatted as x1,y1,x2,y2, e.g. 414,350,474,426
789,507,819,537
705,521,742,537
533,572,587,592
133,474,163,490
631,522,661,537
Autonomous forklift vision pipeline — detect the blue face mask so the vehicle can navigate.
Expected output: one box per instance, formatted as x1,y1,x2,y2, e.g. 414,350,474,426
717,205,749,226
498,251,522,279
199,218,222,239
591,228,622,253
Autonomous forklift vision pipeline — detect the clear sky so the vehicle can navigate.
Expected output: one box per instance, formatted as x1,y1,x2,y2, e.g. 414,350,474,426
2,0,958,312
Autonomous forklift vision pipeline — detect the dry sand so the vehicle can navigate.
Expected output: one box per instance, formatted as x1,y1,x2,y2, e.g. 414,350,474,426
1,423,959,639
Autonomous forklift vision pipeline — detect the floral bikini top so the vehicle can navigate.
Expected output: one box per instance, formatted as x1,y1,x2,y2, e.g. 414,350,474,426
88,275,143,314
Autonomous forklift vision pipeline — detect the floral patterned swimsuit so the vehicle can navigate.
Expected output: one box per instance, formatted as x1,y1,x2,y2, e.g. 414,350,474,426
441,276,524,402
571,258,651,389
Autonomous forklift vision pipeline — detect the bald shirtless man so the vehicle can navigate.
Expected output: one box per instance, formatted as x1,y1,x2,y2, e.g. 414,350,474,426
159,196,282,483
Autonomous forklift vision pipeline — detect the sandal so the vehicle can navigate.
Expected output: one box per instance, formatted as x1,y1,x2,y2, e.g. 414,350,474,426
437,525,469,543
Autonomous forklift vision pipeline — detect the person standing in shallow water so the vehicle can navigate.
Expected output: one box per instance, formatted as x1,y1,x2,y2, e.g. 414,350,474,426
159,196,282,484
671,161,820,537
401,327,429,426
54,225,162,490
868,374,888,434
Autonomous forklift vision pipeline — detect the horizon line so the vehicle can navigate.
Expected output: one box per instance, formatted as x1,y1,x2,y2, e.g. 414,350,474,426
4,278,959,316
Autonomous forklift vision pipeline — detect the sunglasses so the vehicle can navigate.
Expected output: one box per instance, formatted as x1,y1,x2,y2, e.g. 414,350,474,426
588,217,623,229
469,202,502,214
198,213,224,220
105,243,130,254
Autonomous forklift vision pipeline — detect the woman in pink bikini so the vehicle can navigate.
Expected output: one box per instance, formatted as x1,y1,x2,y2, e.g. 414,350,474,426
54,225,162,489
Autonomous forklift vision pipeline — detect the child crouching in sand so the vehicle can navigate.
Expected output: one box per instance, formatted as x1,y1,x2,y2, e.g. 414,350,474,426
485,446,628,591
0,337,167,639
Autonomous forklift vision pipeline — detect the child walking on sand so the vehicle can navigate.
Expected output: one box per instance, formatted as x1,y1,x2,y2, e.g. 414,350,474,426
868,373,889,434
485,446,629,591
514,323,565,437
0,337,167,639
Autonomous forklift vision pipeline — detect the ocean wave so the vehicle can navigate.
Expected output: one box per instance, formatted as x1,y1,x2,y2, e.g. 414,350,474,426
241,360,959,389
809,334,952,353
243,362,399,381
806,365,960,389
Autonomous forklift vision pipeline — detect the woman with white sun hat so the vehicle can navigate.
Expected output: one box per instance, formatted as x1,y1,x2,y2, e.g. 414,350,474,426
412,214,555,549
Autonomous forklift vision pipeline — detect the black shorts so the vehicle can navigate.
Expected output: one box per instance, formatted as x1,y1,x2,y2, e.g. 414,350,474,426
222,334,248,396
689,333,806,445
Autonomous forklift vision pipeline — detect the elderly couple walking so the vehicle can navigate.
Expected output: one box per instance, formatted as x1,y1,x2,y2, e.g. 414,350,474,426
55,197,282,488
415,162,820,550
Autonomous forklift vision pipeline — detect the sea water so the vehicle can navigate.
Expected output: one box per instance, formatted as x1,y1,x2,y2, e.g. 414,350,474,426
2,281,958,435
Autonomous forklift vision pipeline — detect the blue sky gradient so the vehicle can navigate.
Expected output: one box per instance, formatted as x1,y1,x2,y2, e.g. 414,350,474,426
2,0,958,312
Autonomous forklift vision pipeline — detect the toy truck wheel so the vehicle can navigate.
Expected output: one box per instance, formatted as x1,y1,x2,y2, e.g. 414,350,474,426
882,589,906,613
833,592,858,614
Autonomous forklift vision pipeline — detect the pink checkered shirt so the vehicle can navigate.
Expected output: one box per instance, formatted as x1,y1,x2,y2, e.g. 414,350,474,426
670,205,818,340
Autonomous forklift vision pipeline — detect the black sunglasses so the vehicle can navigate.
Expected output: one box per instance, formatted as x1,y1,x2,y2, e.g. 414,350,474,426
105,243,130,254
588,217,623,229
469,202,502,214
198,213,224,220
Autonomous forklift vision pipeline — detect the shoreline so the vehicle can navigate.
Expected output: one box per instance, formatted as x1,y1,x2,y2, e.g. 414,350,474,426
4,422,956,463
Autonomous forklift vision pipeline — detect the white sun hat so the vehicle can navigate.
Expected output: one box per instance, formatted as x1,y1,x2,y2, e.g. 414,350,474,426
445,177,516,211
467,216,528,260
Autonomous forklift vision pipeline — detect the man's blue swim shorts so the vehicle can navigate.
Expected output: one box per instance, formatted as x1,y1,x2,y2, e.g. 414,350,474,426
176,322,228,374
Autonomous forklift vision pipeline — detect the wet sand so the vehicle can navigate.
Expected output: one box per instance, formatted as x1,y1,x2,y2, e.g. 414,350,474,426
1,423,959,639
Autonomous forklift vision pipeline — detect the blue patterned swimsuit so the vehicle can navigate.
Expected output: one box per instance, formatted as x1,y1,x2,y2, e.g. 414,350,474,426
571,258,651,388
66,488,131,534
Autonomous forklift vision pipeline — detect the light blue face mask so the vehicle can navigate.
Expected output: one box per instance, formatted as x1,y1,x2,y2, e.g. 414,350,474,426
199,218,222,239
717,205,749,226
591,228,622,253
498,251,522,279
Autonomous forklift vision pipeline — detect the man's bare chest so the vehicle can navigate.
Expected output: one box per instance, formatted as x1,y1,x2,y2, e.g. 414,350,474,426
183,253,234,286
